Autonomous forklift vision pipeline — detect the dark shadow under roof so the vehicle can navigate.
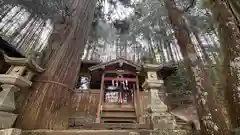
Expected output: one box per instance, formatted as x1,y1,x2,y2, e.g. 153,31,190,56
89,57,141,71
0,37,23,57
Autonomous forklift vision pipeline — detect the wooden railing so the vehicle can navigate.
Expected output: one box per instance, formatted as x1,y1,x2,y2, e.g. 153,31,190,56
73,89,100,94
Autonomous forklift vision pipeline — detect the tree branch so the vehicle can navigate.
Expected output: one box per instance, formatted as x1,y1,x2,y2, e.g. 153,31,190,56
182,0,196,12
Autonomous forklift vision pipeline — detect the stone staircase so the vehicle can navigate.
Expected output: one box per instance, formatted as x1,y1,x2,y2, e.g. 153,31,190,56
175,117,191,130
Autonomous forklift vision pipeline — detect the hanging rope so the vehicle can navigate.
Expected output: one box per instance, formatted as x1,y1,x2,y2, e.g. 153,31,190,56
33,80,76,93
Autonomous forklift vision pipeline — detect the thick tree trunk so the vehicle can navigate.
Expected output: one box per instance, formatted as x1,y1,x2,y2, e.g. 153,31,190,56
0,5,12,21
15,0,96,129
163,0,230,134
224,0,240,27
0,7,23,32
9,14,36,43
210,0,240,129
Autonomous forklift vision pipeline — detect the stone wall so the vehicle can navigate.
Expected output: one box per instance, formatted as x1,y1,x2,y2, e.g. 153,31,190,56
152,130,195,135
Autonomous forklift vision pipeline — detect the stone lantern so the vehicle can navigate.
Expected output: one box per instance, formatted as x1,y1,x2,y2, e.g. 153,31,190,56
142,64,175,130
0,53,44,130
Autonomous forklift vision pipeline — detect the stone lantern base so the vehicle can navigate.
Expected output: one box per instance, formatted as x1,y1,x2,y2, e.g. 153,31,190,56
0,111,18,129
0,128,21,135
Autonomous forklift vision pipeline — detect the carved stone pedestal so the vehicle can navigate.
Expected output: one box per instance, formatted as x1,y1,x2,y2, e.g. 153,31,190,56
0,85,21,112
146,88,175,130
233,128,240,135
129,132,140,135
0,81,31,129
0,128,21,135
0,111,17,129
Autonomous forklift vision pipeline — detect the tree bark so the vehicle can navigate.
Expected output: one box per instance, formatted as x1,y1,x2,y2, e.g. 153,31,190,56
9,14,36,42
0,5,12,21
209,0,240,129
15,0,97,129
163,0,230,134
224,0,240,28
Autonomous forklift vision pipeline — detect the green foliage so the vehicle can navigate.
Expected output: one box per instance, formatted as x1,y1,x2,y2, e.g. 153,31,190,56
141,52,157,64
200,0,212,9
166,63,192,93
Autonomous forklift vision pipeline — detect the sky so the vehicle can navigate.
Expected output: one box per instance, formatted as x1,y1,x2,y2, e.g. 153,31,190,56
104,0,134,21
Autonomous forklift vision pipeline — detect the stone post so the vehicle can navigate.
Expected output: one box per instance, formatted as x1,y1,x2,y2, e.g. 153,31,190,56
0,53,44,134
233,128,240,135
142,64,175,131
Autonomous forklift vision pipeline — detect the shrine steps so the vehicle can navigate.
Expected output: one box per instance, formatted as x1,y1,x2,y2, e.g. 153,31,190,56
21,130,152,135
102,107,135,112
69,123,151,130
101,108,137,123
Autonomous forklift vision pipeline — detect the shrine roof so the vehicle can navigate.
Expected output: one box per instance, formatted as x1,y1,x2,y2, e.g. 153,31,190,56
88,57,141,71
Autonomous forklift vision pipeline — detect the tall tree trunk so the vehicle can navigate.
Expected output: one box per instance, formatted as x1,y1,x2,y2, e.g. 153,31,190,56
0,5,12,21
224,0,240,28
191,29,219,82
22,19,44,54
147,37,157,63
163,0,230,134
15,16,38,48
15,0,97,129
209,0,240,129
41,21,71,67
83,43,90,60
0,7,23,32
9,14,35,42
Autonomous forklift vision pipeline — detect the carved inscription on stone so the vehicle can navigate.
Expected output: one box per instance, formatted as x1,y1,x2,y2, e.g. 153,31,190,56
147,72,158,80
129,132,140,135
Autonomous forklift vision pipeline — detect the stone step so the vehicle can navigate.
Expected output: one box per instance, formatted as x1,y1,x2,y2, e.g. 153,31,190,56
69,123,151,130
4,129,193,135
21,129,192,135
101,118,137,123
102,107,135,112
101,112,136,118
22,130,151,135
0,111,17,129
100,111,137,124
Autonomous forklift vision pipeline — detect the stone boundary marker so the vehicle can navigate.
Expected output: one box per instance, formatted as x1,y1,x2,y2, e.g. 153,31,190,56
233,128,240,135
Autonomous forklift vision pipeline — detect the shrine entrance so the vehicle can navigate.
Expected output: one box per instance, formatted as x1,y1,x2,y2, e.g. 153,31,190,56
104,71,135,107
89,58,141,124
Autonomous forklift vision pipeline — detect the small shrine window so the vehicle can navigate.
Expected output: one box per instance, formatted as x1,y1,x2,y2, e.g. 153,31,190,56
76,76,90,90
